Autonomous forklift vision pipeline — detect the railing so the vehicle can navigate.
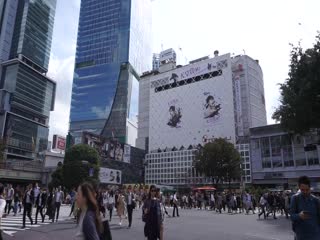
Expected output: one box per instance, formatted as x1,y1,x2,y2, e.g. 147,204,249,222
0,160,43,172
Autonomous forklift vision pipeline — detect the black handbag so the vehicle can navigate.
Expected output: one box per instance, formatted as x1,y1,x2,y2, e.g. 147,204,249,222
101,220,112,240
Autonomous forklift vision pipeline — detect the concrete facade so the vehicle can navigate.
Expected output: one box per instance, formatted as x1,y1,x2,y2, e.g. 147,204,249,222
250,124,320,188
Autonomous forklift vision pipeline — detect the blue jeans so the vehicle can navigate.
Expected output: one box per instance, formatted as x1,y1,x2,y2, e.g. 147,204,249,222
13,202,18,215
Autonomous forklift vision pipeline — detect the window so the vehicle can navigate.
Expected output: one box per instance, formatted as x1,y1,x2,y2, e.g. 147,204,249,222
261,137,271,168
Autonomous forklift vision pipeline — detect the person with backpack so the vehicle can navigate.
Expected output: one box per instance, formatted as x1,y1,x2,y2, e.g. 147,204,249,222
290,176,320,240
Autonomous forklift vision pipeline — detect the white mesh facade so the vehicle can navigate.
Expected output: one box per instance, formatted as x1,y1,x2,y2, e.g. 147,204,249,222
149,54,236,151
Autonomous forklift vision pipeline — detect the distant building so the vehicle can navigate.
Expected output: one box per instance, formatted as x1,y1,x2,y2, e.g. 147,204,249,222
250,124,320,189
152,53,160,71
0,0,57,165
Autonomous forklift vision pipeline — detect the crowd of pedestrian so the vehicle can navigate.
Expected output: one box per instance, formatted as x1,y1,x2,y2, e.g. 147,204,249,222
0,176,319,240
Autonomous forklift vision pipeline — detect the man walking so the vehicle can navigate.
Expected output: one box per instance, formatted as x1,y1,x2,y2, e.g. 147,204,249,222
5,184,14,215
125,186,135,228
172,192,179,217
35,188,47,224
290,176,320,240
22,184,34,228
54,186,64,222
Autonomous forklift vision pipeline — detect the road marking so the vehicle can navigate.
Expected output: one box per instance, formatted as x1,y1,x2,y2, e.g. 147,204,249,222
246,233,281,240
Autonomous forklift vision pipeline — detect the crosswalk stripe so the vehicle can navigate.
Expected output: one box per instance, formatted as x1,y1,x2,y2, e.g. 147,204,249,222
3,231,17,236
0,206,72,236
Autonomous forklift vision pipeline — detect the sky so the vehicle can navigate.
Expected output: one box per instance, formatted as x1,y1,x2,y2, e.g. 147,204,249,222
48,0,320,140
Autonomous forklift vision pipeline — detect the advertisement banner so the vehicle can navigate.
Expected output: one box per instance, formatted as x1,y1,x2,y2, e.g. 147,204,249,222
107,140,125,162
52,135,66,151
149,54,235,151
99,167,122,184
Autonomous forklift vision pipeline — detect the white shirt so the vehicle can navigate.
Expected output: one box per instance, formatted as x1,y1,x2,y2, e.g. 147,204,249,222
55,191,61,203
6,188,14,201
0,198,6,226
26,190,32,203
128,193,132,205
34,187,40,199
174,194,178,201
210,194,215,202
107,194,115,204
260,196,267,206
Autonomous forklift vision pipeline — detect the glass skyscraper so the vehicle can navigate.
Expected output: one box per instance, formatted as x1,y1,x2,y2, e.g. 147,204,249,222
0,0,57,162
70,0,152,146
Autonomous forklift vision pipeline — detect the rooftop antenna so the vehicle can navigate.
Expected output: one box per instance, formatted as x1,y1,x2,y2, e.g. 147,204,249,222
179,47,188,64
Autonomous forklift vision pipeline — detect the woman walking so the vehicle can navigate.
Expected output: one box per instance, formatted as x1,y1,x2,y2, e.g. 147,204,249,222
117,193,125,226
107,190,115,222
74,182,103,240
143,185,163,240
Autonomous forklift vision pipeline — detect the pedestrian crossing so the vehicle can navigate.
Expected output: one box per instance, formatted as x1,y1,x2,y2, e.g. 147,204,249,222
1,212,71,237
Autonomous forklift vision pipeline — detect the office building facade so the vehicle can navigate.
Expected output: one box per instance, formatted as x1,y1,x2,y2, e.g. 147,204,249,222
0,0,56,165
138,52,266,186
232,55,267,141
69,0,152,146
250,124,320,189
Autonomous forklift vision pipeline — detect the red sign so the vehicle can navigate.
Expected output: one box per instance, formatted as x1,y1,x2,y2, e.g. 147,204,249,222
53,135,66,151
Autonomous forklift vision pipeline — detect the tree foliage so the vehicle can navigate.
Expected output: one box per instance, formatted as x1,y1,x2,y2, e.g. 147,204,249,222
61,144,100,190
51,166,63,188
195,138,241,185
273,32,320,134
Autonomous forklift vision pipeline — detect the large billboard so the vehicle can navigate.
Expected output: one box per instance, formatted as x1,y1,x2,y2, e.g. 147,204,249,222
82,132,131,163
99,167,122,184
149,54,235,151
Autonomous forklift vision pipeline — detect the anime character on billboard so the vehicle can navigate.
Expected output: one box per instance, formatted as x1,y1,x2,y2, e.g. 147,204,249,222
109,171,115,182
170,73,179,84
167,105,182,128
204,95,221,119
116,171,121,184
115,143,124,161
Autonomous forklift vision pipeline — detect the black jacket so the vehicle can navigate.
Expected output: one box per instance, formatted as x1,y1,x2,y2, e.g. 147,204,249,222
36,192,47,207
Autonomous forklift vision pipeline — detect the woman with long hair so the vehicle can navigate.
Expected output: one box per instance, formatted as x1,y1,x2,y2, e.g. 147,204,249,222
143,185,163,240
74,183,103,240
116,192,125,226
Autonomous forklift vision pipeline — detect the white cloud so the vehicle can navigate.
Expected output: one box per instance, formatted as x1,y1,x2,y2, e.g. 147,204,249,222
47,55,75,140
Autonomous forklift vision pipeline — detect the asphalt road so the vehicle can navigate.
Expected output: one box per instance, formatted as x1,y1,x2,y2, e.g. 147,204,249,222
4,207,294,240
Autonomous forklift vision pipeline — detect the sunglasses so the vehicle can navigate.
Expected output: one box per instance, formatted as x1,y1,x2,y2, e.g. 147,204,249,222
150,189,156,192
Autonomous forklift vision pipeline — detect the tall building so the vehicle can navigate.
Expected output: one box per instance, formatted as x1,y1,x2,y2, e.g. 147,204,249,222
69,0,152,146
137,51,267,186
0,0,57,165
232,55,267,141
152,53,160,71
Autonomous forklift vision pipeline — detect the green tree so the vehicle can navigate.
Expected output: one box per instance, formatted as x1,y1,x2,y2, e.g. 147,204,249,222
51,165,63,187
195,138,241,186
273,32,320,134
62,144,100,190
